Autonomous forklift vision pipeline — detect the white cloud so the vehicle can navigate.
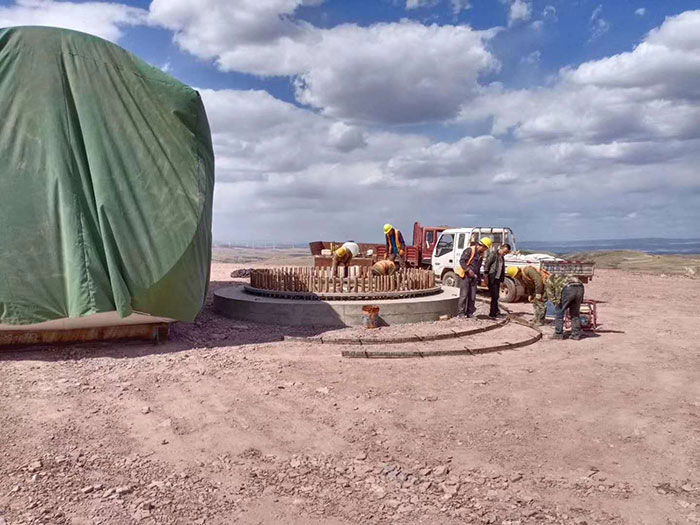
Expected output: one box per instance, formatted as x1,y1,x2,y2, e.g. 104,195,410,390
292,22,498,124
450,0,471,14
507,0,532,26
543,5,557,21
635,8,647,17
199,88,428,182
203,10,700,241
149,0,315,69
565,10,700,100
589,4,610,40
149,1,499,124
406,0,440,9
438,10,700,239
327,122,367,153
0,0,146,41
493,172,519,184
386,135,502,179
521,50,541,64
200,87,509,240
7,0,696,240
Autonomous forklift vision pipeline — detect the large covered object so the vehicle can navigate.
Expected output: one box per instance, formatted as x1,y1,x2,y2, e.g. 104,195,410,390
0,26,215,326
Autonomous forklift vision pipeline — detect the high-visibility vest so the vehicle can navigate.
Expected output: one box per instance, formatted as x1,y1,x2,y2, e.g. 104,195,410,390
457,246,477,278
385,229,404,254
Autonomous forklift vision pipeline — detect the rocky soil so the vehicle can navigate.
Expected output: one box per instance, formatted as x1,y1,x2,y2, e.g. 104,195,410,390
1,266,699,524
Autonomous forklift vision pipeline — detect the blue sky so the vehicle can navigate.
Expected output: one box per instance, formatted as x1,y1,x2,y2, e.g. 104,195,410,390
1,0,699,243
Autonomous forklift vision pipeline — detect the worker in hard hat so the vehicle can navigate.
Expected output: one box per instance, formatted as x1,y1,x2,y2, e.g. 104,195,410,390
484,243,511,319
331,241,360,277
546,273,585,340
383,224,406,268
371,259,397,276
505,265,549,326
457,237,492,318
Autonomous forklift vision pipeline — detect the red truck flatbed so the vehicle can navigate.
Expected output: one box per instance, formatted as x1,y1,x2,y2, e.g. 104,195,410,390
309,222,449,269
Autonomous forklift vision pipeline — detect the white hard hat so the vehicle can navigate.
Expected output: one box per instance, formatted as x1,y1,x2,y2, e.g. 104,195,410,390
342,242,360,257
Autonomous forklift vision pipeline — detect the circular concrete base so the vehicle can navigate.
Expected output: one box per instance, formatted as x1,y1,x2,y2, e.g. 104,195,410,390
214,286,459,327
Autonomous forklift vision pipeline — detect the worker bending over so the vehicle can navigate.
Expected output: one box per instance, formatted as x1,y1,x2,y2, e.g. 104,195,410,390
383,224,406,268
371,259,397,276
546,273,585,340
484,243,511,319
506,265,549,326
331,242,360,277
458,237,492,318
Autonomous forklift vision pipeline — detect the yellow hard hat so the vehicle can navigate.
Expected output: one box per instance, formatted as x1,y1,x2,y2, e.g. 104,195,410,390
506,266,519,278
383,223,393,234
480,237,493,249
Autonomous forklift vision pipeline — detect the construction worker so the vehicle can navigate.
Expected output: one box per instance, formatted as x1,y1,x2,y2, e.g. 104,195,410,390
383,224,406,268
506,265,549,325
484,243,511,319
371,259,397,276
458,237,492,318
546,273,585,340
331,242,360,277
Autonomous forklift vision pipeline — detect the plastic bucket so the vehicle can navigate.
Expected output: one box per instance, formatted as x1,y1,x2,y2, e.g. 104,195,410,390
361,305,380,329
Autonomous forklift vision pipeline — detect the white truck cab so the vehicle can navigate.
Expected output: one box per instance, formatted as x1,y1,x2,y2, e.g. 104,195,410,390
431,227,593,302
432,227,517,287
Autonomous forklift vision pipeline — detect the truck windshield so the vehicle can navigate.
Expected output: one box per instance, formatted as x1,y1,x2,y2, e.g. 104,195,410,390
435,234,453,257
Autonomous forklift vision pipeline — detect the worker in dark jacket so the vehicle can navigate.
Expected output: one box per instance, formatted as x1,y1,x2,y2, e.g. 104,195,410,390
546,274,585,340
458,237,492,318
484,243,511,319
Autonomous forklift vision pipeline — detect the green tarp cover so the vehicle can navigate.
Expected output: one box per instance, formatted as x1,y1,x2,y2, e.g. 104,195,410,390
0,26,215,325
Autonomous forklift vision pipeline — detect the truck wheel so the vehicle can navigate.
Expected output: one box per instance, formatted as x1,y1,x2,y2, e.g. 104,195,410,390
500,277,519,303
442,271,458,288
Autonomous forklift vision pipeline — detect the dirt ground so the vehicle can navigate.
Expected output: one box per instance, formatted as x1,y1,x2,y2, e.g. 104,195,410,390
1,265,699,525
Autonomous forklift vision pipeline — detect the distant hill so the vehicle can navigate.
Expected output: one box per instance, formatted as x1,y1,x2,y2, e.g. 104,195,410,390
564,250,699,278
210,245,699,279
212,246,310,266
521,238,700,255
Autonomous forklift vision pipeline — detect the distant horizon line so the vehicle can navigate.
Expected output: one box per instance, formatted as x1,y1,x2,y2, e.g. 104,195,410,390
214,236,700,246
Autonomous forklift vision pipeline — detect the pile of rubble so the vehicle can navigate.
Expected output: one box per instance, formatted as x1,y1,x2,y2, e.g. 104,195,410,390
230,268,253,278
1,448,238,525
235,450,621,524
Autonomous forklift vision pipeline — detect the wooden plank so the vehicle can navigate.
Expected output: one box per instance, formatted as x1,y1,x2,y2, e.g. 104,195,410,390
0,322,171,347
